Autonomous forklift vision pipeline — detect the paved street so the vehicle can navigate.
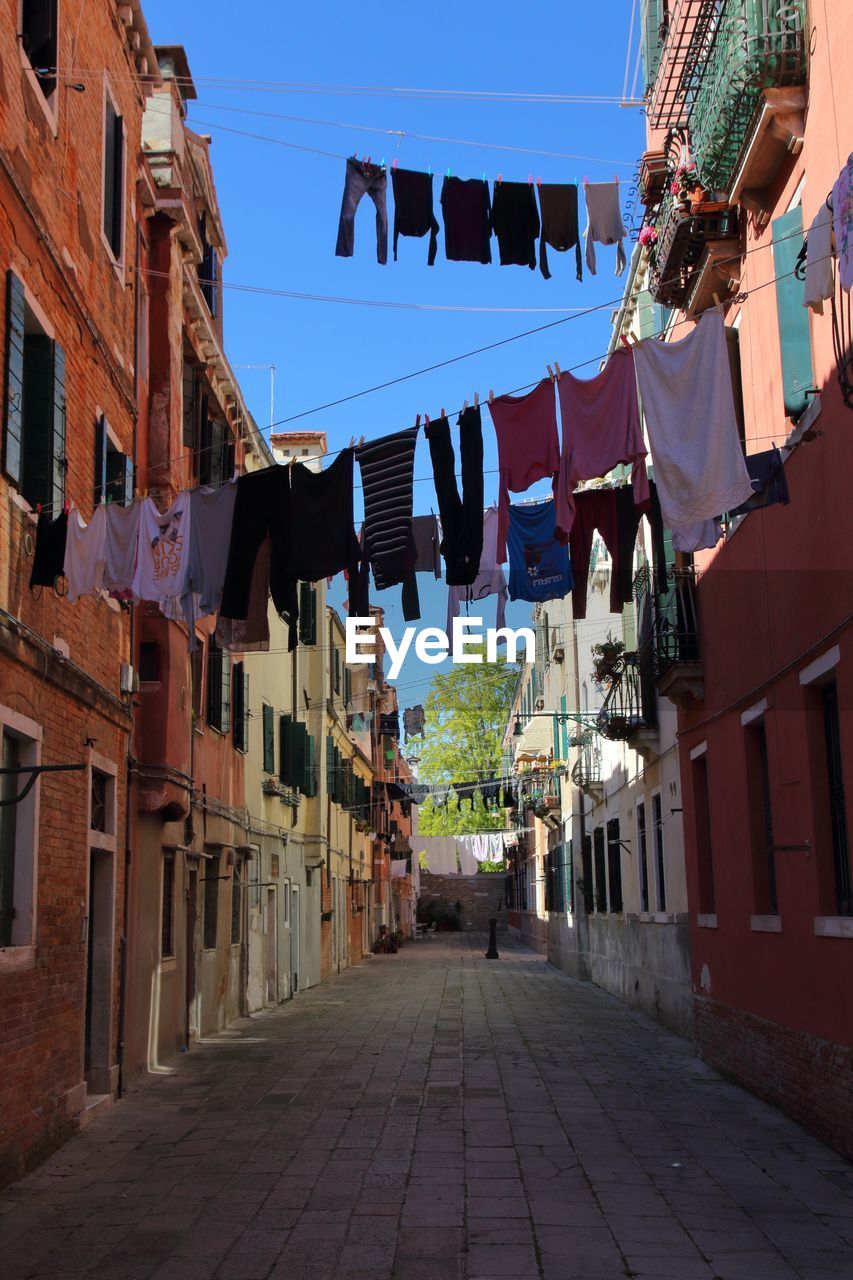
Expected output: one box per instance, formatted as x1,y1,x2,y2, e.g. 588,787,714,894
2,937,852,1280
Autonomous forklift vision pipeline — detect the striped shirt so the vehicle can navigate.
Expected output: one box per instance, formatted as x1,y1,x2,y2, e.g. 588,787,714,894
356,426,419,589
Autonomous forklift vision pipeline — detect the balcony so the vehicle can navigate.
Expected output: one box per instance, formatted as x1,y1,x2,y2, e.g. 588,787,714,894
646,0,726,130
649,192,739,308
570,732,603,796
688,0,807,201
654,574,703,707
596,646,659,745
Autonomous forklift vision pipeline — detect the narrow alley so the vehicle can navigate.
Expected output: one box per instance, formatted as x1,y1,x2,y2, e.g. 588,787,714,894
2,938,851,1280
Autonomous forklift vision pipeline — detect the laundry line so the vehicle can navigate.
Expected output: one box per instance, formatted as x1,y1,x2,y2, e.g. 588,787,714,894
190,101,637,167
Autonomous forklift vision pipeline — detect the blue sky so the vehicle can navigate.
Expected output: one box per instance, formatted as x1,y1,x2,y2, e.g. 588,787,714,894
144,0,646,702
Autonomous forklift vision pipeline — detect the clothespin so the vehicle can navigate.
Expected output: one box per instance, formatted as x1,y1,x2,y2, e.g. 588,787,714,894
482,172,486,183
380,157,385,169
392,158,397,171
614,174,620,184
446,167,452,178
712,292,723,312
488,389,495,404
497,173,502,186
440,407,445,418
414,413,421,430
546,364,555,382
537,176,542,187
584,175,589,186
64,498,70,514
348,436,356,448
358,435,365,447
36,502,42,514
462,399,469,413
474,391,479,409
554,362,562,380
620,334,633,350
428,163,432,177
528,173,533,186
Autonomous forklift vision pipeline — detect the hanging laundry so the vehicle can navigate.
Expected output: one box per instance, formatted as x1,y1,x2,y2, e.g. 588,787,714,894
538,183,583,281
30,510,68,590
391,859,409,878
220,466,297,632
567,488,622,619
803,203,835,314
615,482,670,604
335,157,388,265
554,347,649,541
103,501,142,595
441,176,492,264
409,514,442,578
426,406,484,586
289,447,361,583
216,534,273,652
490,379,560,561
479,778,501,810
176,478,238,630
491,180,540,270
584,181,627,276
446,505,508,633
729,447,790,517
507,500,573,604
356,426,419,589
633,310,754,527
391,166,440,265
132,493,191,604
64,505,107,602
832,154,853,292
402,705,426,740
671,519,724,553
430,783,451,809
458,841,478,876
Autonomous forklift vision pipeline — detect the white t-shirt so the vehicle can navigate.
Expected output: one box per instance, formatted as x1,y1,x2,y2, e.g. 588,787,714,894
64,506,107,603
132,494,191,603
103,502,141,593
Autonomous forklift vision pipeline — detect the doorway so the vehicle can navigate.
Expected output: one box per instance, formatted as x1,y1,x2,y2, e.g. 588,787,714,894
83,849,115,1095
290,885,300,994
185,866,199,1044
265,887,277,1004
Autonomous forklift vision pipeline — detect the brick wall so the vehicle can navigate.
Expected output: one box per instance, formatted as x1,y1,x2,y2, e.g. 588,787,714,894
418,872,505,931
694,997,853,1161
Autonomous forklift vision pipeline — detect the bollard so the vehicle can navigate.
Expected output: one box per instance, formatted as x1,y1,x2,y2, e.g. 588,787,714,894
485,917,499,960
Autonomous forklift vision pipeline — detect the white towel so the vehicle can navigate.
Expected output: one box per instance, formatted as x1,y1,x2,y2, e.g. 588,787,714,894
458,841,479,876
803,203,835,314
584,182,627,276
634,311,754,527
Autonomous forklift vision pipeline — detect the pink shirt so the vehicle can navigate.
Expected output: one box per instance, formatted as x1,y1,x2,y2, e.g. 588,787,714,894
489,379,560,561
554,347,649,541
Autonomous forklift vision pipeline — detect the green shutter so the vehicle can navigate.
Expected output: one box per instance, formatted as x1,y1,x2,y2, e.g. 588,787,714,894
334,648,341,694
232,664,248,752
3,271,25,485
220,648,231,735
304,734,317,797
344,665,352,707
771,207,813,422
299,582,317,646
641,0,665,93
553,715,560,762
21,334,54,508
292,723,308,794
560,695,569,758
51,343,66,512
262,704,275,773
280,714,293,785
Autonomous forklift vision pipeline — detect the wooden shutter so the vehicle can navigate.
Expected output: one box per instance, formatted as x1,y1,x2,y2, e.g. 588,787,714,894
103,99,122,255
771,207,814,422
279,714,293,786
299,583,316,646
21,334,54,508
344,665,352,707
50,342,66,511
262,704,275,773
207,642,221,728
292,723,308,794
304,734,317,797
220,649,231,734
641,0,665,92
4,271,25,485
334,648,341,694
326,735,335,799
232,663,248,751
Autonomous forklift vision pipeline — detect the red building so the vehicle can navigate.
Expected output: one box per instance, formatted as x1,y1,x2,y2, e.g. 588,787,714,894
639,0,853,1154
0,0,158,1182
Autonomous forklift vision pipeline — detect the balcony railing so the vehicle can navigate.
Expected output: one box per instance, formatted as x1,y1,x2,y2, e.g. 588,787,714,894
596,646,658,742
649,192,739,307
654,573,704,704
688,0,807,195
646,0,727,130
570,732,603,792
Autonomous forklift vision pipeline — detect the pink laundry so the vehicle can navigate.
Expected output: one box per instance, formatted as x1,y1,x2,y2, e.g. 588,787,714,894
489,379,560,562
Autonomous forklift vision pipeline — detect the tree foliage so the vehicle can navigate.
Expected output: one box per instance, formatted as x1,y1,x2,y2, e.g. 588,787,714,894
415,654,517,837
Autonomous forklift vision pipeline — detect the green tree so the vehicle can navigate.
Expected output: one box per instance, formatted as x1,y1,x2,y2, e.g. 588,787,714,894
416,655,517,842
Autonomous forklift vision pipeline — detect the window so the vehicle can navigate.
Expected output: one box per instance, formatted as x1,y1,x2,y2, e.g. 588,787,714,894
3,272,66,509
139,641,160,684
197,214,218,317
593,827,608,913
161,854,175,958
652,793,666,912
0,715,40,950
299,583,317,646
20,0,58,101
191,645,204,724
262,704,275,774
183,363,202,449
580,833,594,914
103,92,125,261
94,415,133,506
197,415,233,487
232,662,249,753
207,638,231,733
637,801,650,913
607,818,623,913
230,862,242,945
692,756,715,914
90,770,108,834
334,648,341,695
822,682,852,916
203,857,220,949
745,721,777,913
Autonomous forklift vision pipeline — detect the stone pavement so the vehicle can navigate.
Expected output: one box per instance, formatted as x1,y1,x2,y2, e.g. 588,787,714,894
2,936,853,1280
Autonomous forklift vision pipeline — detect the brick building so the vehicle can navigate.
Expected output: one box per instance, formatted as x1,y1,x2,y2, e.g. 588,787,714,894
0,0,159,1183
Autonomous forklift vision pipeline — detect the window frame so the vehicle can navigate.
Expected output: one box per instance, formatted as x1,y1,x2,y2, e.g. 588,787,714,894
651,788,666,913
18,0,60,133
637,800,650,914
0,705,42,968
101,77,126,269
262,703,275,774
161,852,176,960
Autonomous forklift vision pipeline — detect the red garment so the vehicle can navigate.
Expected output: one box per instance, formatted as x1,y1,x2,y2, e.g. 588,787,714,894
554,348,649,541
490,379,560,561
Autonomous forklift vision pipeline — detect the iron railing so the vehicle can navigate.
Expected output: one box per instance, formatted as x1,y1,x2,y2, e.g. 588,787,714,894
649,191,739,307
688,0,808,194
654,573,701,679
596,645,659,742
646,0,728,130
570,732,603,791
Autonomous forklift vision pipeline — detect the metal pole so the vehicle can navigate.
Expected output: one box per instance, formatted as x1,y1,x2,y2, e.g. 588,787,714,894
485,917,499,960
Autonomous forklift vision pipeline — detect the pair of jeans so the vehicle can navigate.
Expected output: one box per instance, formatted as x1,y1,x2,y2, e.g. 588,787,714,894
570,484,668,619
426,407,484,586
336,158,388,264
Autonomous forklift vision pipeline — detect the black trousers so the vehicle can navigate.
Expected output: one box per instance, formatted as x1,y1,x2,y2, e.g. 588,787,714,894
220,468,297,624
426,406,484,587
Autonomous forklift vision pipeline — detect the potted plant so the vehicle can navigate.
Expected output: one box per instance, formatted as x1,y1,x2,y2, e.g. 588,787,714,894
592,637,625,682
670,163,706,210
